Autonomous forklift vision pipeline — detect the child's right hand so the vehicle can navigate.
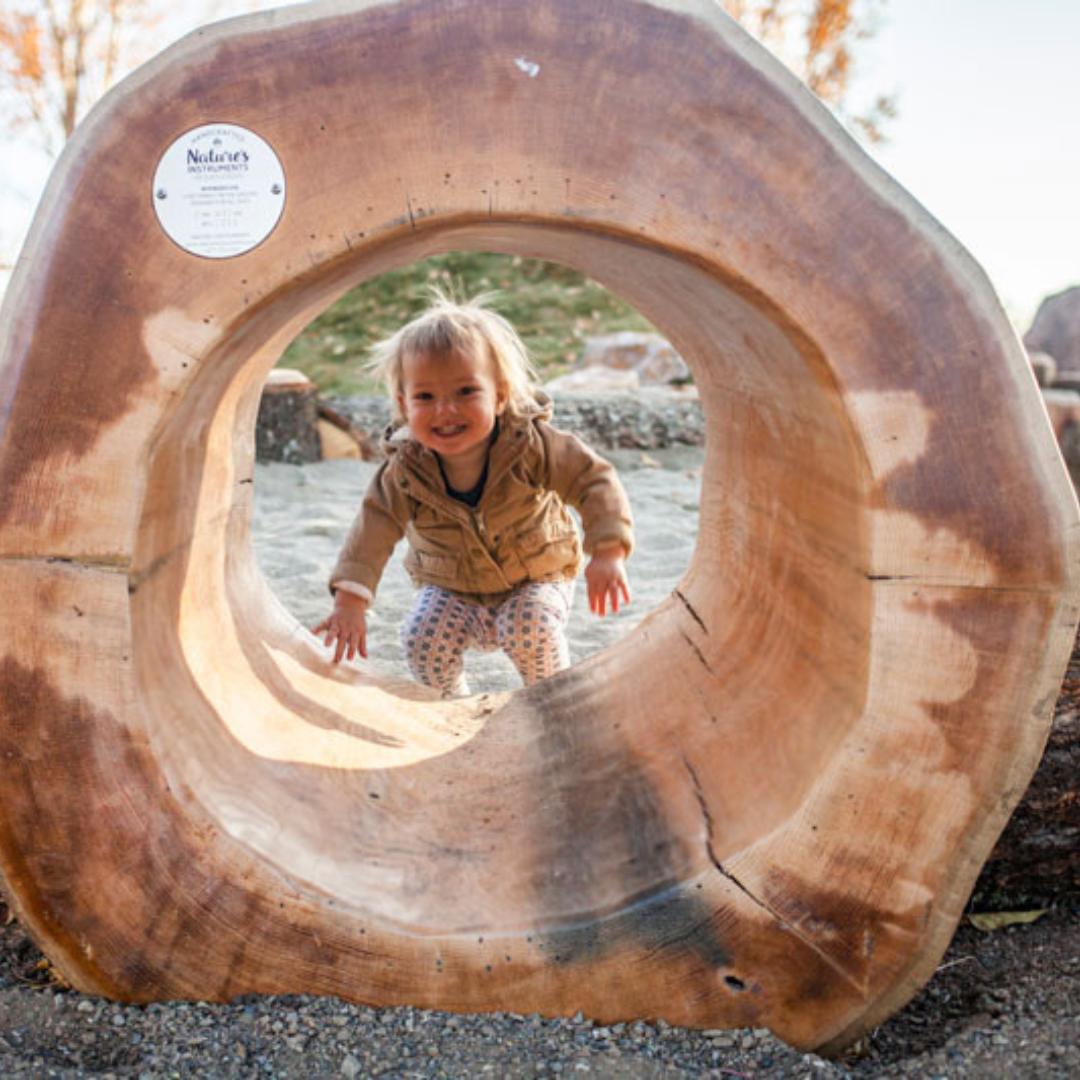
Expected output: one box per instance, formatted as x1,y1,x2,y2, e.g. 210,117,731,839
313,591,368,664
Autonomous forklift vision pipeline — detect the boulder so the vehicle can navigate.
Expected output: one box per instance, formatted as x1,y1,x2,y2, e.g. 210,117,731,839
577,331,691,385
545,366,641,393
1024,285,1080,386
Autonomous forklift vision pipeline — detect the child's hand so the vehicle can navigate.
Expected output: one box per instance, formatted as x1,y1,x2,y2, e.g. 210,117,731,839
585,547,631,616
313,591,369,663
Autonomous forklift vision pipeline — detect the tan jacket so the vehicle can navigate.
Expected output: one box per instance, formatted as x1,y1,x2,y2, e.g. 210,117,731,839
330,396,633,602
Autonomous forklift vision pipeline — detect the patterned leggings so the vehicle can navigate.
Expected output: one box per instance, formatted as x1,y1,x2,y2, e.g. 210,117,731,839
400,580,575,697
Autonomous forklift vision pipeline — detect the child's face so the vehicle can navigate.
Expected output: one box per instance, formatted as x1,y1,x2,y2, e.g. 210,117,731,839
397,346,507,462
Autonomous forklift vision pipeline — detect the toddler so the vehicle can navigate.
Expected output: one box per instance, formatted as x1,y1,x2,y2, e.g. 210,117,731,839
314,291,633,696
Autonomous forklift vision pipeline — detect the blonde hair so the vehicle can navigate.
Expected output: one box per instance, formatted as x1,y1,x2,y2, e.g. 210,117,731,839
367,289,539,423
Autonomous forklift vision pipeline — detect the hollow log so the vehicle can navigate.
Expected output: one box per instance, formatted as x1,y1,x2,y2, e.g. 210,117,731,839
317,401,378,461
0,0,1077,1055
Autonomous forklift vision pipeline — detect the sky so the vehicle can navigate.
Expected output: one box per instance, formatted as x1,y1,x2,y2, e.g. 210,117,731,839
847,0,1080,328
2,0,1079,331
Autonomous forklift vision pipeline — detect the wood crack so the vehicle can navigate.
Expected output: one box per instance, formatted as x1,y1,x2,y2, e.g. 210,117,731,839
0,553,129,572
681,757,868,999
127,542,191,594
862,573,1058,594
674,588,708,634
679,629,715,677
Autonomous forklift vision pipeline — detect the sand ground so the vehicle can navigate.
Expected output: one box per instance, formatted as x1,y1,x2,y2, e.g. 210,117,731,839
252,447,704,689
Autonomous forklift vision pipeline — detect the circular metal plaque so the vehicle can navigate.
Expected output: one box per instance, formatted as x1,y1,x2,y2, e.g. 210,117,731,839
152,123,286,259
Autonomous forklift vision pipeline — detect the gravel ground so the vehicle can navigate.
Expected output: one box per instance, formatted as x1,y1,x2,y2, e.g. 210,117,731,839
0,449,1076,1078
1,906,1076,1078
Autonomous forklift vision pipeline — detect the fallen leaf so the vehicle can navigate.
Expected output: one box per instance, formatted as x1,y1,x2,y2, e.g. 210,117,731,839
967,909,1048,932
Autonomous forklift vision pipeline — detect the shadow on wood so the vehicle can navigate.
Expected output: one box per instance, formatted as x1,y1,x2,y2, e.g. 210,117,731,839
0,0,1077,1055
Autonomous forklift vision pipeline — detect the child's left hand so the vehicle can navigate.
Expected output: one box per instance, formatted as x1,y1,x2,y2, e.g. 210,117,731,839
585,546,631,616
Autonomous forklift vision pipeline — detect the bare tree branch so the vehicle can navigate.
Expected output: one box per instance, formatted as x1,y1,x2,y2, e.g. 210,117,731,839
722,0,895,142
0,0,220,153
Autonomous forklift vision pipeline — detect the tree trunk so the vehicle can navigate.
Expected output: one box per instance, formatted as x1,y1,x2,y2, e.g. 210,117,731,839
0,0,1076,1055
255,369,322,464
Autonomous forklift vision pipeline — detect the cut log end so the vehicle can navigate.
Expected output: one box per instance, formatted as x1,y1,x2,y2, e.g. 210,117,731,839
0,0,1076,1055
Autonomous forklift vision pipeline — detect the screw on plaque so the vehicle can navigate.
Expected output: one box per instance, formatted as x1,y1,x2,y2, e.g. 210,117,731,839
156,188,167,200
271,183,283,195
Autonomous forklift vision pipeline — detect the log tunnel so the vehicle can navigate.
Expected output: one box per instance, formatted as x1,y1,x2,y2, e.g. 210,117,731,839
0,0,1077,1054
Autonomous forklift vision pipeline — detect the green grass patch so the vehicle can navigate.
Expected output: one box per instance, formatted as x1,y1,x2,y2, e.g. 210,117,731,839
279,251,656,396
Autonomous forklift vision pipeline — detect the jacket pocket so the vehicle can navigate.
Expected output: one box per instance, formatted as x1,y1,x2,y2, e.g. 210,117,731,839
412,550,461,578
514,525,580,577
514,517,572,549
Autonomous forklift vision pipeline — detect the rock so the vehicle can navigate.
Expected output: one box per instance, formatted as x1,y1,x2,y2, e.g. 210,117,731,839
544,389,704,450
576,331,691,386
545,367,640,392
1024,286,1080,386
544,330,695,396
